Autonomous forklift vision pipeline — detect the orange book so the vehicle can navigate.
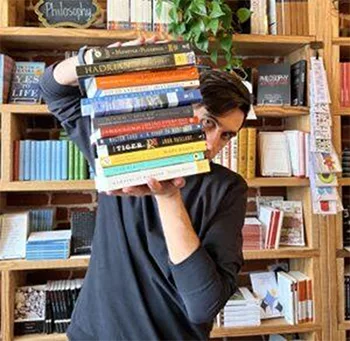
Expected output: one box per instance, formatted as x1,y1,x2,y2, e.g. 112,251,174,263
90,66,199,90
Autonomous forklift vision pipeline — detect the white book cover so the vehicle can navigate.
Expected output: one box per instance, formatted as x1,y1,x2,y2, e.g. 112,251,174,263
27,229,72,242
0,212,29,259
259,132,292,177
250,271,283,319
277,271,296,325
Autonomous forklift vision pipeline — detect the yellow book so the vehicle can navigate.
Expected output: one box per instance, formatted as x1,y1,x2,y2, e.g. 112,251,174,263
237,128,248,178
100,141,207,167
246,128,257,179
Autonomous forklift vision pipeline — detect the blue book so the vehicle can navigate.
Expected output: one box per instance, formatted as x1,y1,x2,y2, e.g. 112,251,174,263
40,141,45,181
19,140,25,181
55,141,61,180
24,140,31,181
35,141,41,181
30,141,36,181
61,140,68,180
44,141,51,181
51,140,56,180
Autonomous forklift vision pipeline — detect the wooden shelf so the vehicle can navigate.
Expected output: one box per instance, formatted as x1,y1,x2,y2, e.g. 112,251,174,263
211,320,321,338
0,256,90,271
337,249,350,258
0,248,319,271
0,27,315,56
339,321,350,330
334,107,350,116
244,248,319,260
339,178,350,187
247,177,309,187
0,104,309,118
14,334,67,341
0,180,95,191
12,321,321,340
333,37,350,46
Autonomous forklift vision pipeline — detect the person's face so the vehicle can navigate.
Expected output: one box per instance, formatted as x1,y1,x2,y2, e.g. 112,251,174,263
193,104,245,161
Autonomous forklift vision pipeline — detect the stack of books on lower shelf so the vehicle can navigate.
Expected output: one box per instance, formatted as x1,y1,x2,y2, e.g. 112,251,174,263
216,287,260,327
25,230,71,260
77,41,210,191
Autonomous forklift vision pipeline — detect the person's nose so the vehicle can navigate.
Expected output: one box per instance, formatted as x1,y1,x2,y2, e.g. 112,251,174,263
205,130,222,158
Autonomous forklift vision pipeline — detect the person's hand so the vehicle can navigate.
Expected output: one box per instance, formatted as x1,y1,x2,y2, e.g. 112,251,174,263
101,177,186,198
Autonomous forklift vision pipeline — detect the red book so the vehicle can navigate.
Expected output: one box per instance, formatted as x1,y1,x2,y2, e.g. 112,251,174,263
98,117,199,139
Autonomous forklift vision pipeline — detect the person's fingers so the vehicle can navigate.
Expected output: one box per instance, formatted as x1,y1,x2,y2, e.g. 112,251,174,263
147,178,163,193
145,35,160,44
172,177,186,188
121,36,146,47
107,41,122,48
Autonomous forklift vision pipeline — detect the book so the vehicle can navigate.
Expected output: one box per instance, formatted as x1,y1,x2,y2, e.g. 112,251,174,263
14,285,46,335
99,140,207,167
96,159,210,192
8,62,46,104
0,212,29,259
291,60,307,106
71,211,96,255
259,132,292,177
91,41,193,62
242,217,264,250
0,53,15,103
277,271,297,325
257,63,291,105
250,271,284,319
84,66,199,97
76,52,196,78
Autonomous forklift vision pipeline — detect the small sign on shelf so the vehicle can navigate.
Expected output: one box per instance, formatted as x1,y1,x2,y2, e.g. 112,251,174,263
34,0,101,29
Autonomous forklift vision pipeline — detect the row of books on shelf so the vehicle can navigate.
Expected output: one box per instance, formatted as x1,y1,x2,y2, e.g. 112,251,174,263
106,0,309,36
344,269,350,321
14,279,83,335
216,270,313,327
343,148,350,177
0,210,96,260
343,204,350,251
243,199,305,250
13,139,92,181
341,63,350,107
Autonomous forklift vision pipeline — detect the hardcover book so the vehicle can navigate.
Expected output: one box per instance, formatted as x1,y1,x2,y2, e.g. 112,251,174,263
71,211,96,255
291,60,307,106
257,63,291,105
8,62,46,104
0,53,15,103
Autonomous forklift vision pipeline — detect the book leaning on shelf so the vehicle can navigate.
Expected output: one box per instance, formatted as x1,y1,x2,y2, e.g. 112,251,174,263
77,41,211,192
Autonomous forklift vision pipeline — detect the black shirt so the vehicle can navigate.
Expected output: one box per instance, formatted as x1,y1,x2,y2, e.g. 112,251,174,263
40,64,248,341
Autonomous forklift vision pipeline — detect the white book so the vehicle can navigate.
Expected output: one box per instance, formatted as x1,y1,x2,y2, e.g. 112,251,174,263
284,130,305,177
107,0,130,30
27,230,72,242
268,0,277,34
277,271,297,325
96,159,210,191
259,132,292,177
0,212,29,259
230,136,238,172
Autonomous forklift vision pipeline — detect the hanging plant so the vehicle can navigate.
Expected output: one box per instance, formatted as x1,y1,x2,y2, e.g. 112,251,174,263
156,0,251,70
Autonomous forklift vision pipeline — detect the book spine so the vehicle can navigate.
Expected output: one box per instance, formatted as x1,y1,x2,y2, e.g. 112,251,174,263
98,116,199,138
19,140,25,181
237,128,248,178
61,141,68,180
79,152,87,180
51,140,57,181
35,141,41,181
74,145,80,180
99,152,205,177
76,52,196,78
13,140,20,181
96,159,210,191
246,128,257,179
40,141,45,181
92,42,192,62
100,140,207,167
92,66,199,90
97,132,205,156
96,124,203,145
92,80,200,98
30,140,36,181
84,90,201,118
93,105,194,128
68,141,74,180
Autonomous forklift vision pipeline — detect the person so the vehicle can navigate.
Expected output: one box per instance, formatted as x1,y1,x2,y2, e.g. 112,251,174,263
39,36,251,341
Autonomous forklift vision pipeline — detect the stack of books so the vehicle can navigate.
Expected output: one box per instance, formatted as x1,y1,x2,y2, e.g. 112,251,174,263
216,287,260,327
77,41,210,191
26,230,71,260
242,217,263,250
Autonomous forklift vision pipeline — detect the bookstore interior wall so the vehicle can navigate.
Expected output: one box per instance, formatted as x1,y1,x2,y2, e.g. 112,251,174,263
0,0,349,340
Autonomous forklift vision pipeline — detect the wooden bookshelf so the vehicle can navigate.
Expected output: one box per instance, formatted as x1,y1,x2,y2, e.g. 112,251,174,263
0,1,331,341
340,178,350,186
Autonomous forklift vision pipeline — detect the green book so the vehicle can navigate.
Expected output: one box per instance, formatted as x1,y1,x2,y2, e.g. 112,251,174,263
74,144,80,180
68,141,74,180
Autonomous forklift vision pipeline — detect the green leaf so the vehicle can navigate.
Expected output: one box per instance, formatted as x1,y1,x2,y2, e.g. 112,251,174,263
220,35,232,52
169,7,178,23
236,7,251,23
194,34,209,52
184,8,193,23
221,4,233,29
207,18,219,35
210,50,218,65
189,0,207,16
191,19,206,40
155,0,163,18
210,1,225,18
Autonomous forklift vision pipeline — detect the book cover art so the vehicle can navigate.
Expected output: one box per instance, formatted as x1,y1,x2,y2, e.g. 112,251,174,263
250,271,283,319
8,62,46,104
14,285,46,335
257,63,291,105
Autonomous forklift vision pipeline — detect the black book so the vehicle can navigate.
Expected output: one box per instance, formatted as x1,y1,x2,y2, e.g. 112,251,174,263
257,63,291,105
291,60,307,106
71,211,96,255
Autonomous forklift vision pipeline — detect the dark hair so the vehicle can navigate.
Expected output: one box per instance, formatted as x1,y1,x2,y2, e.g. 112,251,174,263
199,69,251,120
